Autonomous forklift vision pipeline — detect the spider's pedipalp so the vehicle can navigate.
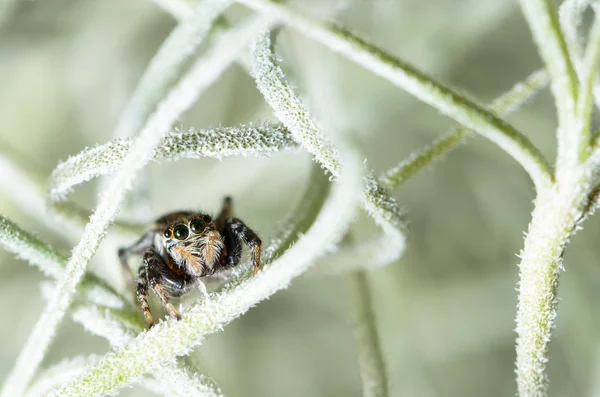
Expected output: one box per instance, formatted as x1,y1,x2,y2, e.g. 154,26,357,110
226,217,262,274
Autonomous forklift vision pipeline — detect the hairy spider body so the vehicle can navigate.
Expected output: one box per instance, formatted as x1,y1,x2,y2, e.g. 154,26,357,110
118,197,262,328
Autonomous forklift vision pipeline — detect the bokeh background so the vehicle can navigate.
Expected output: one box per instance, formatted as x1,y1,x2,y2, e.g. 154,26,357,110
1,0,599,396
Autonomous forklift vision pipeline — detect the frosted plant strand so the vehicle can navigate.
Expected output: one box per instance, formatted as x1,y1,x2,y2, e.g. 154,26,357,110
24,356,96,397
514,166,594,396
113,0,234,139
71,305,224,396
0,218,128,314
0,216,65,279
0,117,145,243
54,142,364,397
380,69,549,189
251,31,406,269
240,0,553,191
251,33,340,175
0,154,45,224
513,15,600,389
0,152,85,242
573,13,600,157
560,1,600,114
0,15,272,397
155,366,224,397
49,123,298,201
518,0,579,173
559,0,589,75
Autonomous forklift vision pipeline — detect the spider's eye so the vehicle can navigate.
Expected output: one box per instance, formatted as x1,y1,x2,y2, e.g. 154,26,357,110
190,219,205,233
173,225,189,240
163,228,172,238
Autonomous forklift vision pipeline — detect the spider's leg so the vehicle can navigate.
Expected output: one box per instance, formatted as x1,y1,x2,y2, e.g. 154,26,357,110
220,226,243,269
144,252,182,322
136,254,154,328
227,217,262,275
214,196,233,229
150,279,182,321
118,231,156,283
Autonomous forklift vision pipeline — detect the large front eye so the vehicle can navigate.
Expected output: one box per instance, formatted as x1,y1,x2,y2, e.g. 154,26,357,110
190,219,205,233
163,228,172,238
173,225,189,240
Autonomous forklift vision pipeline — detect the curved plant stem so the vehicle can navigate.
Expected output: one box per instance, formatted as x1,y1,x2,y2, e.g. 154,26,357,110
518,0,578,148
251,31,406,269
380,69,549,189
70,305,224,397
24,356,97,397
49,123,296,202
0,216,65,279
347,271,389,397
0,14,272,397
239,0,553,191
53,142,364,397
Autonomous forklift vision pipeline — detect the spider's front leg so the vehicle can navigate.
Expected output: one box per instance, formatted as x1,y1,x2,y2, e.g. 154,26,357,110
137,250,182,328
228,217,262,275
119,231,155,285
136,254,154,328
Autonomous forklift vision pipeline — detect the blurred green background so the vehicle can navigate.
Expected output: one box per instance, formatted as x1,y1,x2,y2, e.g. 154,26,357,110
1,1,599,396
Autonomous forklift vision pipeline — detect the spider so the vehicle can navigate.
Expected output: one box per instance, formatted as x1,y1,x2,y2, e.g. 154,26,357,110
118,196,262,328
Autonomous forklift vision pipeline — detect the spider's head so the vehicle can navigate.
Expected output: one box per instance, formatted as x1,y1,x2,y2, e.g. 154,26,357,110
161,214,222,275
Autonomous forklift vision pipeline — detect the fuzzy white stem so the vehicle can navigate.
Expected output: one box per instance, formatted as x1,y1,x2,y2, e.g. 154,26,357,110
518,0,579,172
53,142,363,397
49,123,297,202
251,31,406,269
572,14,600,159
24,356,96,397
71,305,224,397
0,15,272,397
0,153,83,242
515,167,592,395
113,0,234,139
0,216,65,279
240,0,553,191
559,0,589,75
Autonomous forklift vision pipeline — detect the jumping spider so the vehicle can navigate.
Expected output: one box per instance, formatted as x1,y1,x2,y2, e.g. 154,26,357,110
118,196,262,328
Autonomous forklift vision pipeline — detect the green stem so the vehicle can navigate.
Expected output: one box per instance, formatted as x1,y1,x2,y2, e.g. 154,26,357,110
239,0,553,190
347,271,389,397
515,168,592,396
518,0,579,171
574,14,600,159
380,69,549,189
